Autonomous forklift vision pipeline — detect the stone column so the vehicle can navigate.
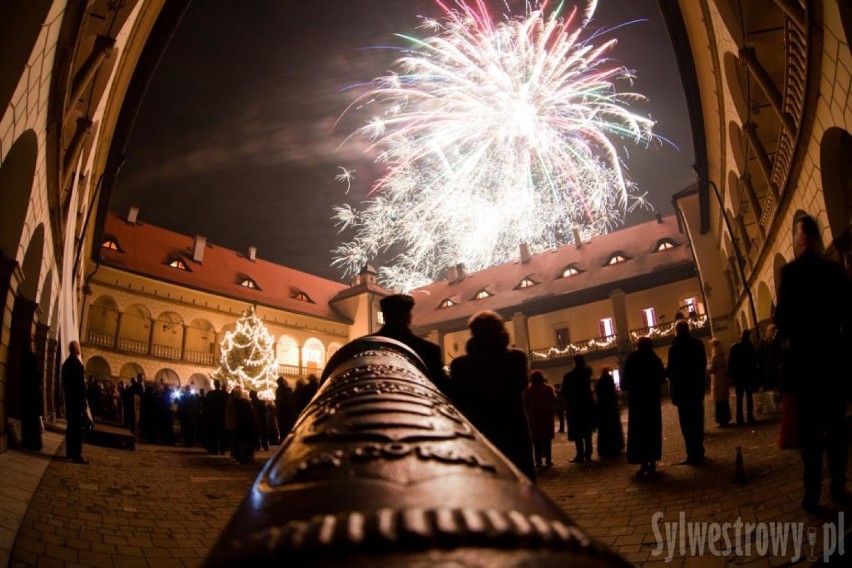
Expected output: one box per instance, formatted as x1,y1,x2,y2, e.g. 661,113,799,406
609,288,631,354
511,311,530,354
0,256,24,453
35,323,49,420
114,312,123,348
46,337,59,420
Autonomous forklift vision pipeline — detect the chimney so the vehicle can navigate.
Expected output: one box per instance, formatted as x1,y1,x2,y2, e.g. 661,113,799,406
456,263,466,280
572,227,583,249
519,243,531,263
193,235,207,263
447,265,459,283
655,212,663,223
127,206,139,224
248,246,257,261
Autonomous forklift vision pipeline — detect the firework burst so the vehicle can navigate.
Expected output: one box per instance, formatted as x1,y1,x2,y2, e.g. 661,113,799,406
333,0,657,291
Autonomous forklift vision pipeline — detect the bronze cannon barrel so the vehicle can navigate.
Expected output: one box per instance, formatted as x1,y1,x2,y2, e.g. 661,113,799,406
205,336,626,566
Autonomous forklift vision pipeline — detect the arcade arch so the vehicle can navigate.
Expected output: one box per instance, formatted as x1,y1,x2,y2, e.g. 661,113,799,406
154,368,180,387
302,338,325,373
0,130,38,260
0,0,52,114
85,356,112,380
820,127,852,251
119,362,145,381
756,281,773,323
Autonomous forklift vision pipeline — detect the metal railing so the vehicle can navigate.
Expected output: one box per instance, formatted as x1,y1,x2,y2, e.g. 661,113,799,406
530,333,619,363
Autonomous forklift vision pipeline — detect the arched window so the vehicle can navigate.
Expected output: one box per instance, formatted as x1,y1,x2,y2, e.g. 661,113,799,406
439,298,457,308
473,289,492,300
294,291,314,303
606,254,627,265
655,240,675,252
517,277,536,289
168,258,189,271
102,237,121,251
302,338,325,371
561,264,580,277
240,277,259,289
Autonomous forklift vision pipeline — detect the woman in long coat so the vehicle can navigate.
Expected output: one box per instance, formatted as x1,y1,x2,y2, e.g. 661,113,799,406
595,366,624,458
450,310,536,481
523,370,556,468
707,338,731,427
622,336,666,477
561,354,595,463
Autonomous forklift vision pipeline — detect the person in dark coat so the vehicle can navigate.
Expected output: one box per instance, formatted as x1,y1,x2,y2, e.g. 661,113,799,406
450,310,536,481
158,385,175,445
176,386,198,446
20,337,43,451
728,329,757,425
86,376,102,420
62,341,88,463
139,385,159,442
129,375,143,433
622,337,665,476
561,354,595,463
232,388,258,464
293,379,311,416
595,366,624,458
775,214,851,513
249,390,269,451
523,370,556,468
666,319,707,465
204,380,228,454
374,294,450,395
275,377,297,441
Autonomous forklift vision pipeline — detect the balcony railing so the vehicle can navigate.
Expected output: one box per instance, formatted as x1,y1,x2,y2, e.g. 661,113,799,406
530,334,618,363
277,364,324,378
150,344,182,360
184,349,216,366
117,337,148,354
630,314,710,344
87,330,114,348
530,316,711,364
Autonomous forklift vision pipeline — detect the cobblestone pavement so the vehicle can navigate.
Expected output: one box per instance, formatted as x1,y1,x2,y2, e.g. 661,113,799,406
9,399,852,567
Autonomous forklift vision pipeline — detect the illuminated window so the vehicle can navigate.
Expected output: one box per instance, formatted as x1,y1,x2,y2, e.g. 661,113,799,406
377,311,385,325
612,369,622,390
517,277,536,289
439,298,457,308
655,240,675,251
101,238,120,251
294,291,314,303
598,317,615,338
240,278,259,289
641,307,657,327
682,297,701,316
168,259,188,271
561,265,580,277
474,289,492,300
607,254,627,265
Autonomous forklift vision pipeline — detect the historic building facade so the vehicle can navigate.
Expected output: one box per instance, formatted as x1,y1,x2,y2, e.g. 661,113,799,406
661,0,852,340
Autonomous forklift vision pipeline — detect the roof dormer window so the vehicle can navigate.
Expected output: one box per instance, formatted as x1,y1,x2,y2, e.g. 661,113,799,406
607,254,627,266
474,289,492,300
655,239,675,252
517,277,537,289
168,258,189,271
101,238,120,251
561,265,580,278
294,291,314,303
439,298,457,309
240,277,259,289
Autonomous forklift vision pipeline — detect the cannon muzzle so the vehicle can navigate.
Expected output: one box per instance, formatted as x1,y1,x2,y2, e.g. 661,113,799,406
205,336,626,566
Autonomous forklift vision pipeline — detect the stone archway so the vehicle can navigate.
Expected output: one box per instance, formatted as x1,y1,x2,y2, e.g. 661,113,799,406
85,356,112,381
757,281,773,324
0,1,52,119
0,130,38,260
820,127,852,253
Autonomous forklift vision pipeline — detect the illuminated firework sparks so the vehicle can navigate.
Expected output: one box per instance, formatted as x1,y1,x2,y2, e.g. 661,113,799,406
335,167,356,193
333,0,658,291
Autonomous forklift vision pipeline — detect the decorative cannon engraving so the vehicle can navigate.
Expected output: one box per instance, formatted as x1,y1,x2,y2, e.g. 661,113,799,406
205,336,626,566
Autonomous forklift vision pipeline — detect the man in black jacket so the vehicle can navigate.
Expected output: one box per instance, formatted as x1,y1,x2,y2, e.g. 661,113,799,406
775,214,851,513
666,319,707,465
728,329,757,425
62,340,88,464
374,294,450,395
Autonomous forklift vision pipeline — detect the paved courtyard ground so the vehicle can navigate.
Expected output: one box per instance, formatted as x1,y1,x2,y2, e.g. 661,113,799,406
7,399,852,567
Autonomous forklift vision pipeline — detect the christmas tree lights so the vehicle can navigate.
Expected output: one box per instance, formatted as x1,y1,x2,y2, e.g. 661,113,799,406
213,308,277,400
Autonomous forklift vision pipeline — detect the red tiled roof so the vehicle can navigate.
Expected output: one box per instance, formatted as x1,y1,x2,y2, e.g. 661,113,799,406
100,212,349,322
410,215,696,329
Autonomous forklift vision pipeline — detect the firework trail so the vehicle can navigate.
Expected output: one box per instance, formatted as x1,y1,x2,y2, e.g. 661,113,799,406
333,0,657,291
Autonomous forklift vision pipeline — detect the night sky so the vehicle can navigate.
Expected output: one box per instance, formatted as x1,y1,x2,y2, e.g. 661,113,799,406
110,0,695,282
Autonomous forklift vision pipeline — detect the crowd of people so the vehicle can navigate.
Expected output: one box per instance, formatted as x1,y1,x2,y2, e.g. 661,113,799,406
52,214,849,515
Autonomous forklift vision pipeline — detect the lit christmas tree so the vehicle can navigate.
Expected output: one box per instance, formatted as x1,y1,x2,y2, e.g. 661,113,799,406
213,307,277,400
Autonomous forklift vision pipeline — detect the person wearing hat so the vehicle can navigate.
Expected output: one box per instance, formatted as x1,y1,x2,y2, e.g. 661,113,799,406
375,294,450,395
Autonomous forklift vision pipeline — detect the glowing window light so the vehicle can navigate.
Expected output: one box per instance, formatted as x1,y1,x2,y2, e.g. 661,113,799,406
102,238,120,251
474,289,492,300
562,265,580,278
656,240,675,251
517,277,536,289
439,298,457,309
240,278,259,289
168,259,188,271
607,254,627,265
